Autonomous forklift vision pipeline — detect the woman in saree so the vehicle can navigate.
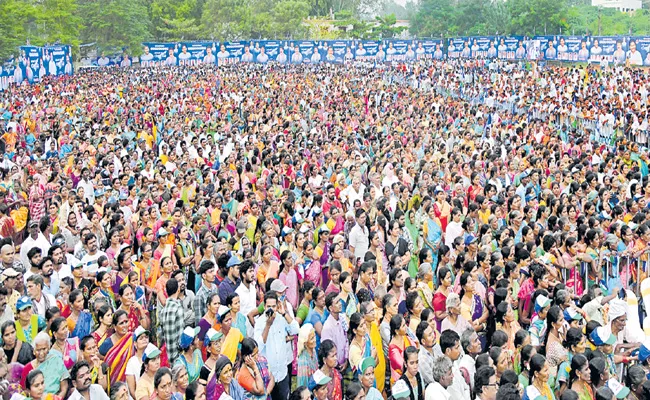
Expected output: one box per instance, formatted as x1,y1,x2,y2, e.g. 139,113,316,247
174,327,204,384
101,310,135,384
91,303,113,352
113,249,138,294
206,356,246,400
89,271,117,312
329,242,353,275
388,314,418,384
301,241,322,287
237,338,275,400
117,283,150,332
423,205,442,274
21,332,69,397
49,317,80,370
348,313,377,380
136,241,161,289
433,188,451,233
67,290,92,339
198,293,222,343
459,273,488,350
315,339,343,400
405,209,423,277
339,272,359,318
297,324,318,388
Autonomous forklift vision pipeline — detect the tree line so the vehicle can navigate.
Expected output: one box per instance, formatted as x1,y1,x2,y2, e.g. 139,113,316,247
0,0,648,61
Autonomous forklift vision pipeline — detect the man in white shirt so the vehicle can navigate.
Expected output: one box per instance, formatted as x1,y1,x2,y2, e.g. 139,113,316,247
68,360,110,400
340,177,366,209
235,261,257,336
77,168,95,205
254,291,299,400
19,220,51,269
348,209,369,263
459,329,482,391
79,233,107,277
440,330,471,400
26,274,56,317
425,355,454,400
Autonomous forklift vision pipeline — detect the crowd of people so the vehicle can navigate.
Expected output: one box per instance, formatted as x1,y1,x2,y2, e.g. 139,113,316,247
0,58,649,400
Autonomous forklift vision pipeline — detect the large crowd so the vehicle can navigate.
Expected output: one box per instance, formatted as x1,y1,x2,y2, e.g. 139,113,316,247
0,58,649,400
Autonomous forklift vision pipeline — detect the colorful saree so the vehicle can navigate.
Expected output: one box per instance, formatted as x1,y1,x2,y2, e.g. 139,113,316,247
69,311,92,339
38,353,70,394
105,332,135,384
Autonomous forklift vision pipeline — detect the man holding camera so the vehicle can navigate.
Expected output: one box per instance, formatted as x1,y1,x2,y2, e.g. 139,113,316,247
253,287,299,400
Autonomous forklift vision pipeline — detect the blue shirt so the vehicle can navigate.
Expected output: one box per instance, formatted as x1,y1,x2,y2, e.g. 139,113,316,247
218,276,240,304
43,274,60,297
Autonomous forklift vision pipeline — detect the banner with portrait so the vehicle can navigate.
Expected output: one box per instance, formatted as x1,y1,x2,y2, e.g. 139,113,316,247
217,41,247,65
93,51,121,67
415,39,444,60
293,41,317,64
316,41,348,64
627,37,650,66
467,37,495,59
586,36,621,64
496,36,523,60
177,42,217,65
447,38,466,59
384,40,415,61
17,46,42,84
141,43,178,67
353,40,380,62
255,41,283,63
43,45,73,76
534,36,555,60
554,36,584,62
0,58,16,91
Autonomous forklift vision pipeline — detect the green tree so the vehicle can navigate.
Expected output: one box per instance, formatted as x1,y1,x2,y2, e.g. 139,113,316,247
201,0,254,40
409,0,456,37
0,0,38,59
506,0,569,35
79,0,151,54
150,0,204,40
269,0,310,39
373,14,406,38
39,0,82,46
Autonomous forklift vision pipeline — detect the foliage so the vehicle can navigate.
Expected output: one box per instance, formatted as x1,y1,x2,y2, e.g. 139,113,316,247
333,12,405,39
410,0,650,37
79,0,151,54
409,0,457,37
149,0,205,40
1,0,649,61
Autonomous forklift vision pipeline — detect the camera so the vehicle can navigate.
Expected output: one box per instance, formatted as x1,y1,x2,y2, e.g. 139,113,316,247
265,308,274,317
